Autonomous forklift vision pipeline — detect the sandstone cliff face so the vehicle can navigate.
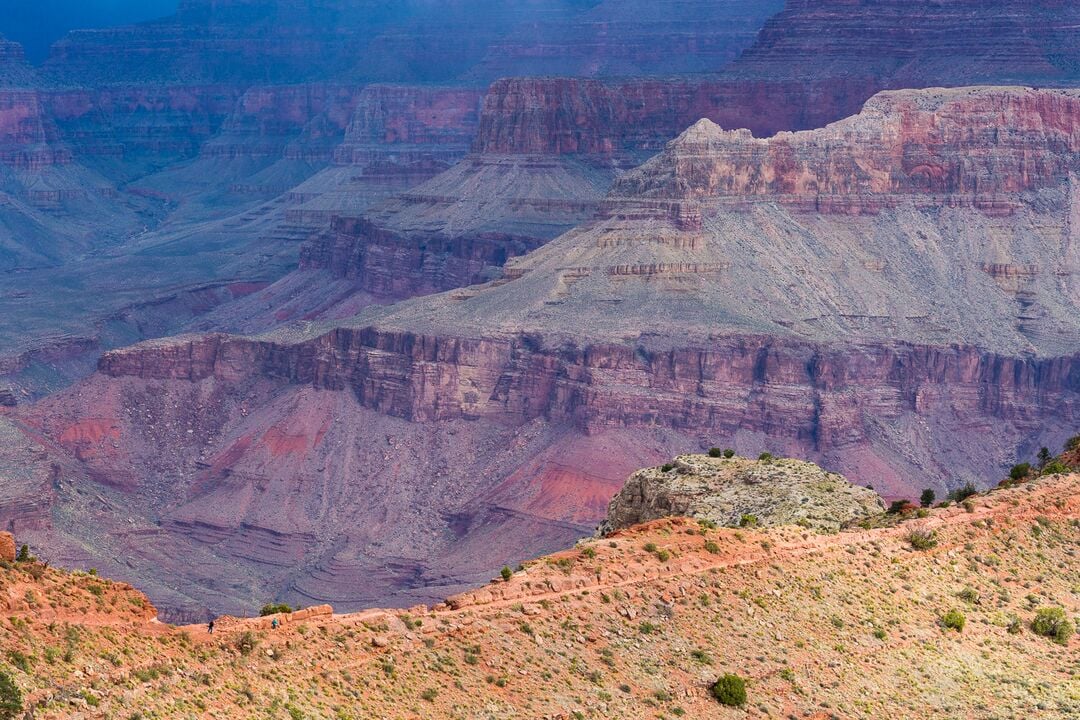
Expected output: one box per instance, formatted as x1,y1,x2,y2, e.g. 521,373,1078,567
600,454,886,534
613,88,1080,208
0,532,14,563
472,75,879,157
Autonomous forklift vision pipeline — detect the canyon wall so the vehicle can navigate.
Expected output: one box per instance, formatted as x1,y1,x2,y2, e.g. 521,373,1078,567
614,88,1080,207
96,330,1080,451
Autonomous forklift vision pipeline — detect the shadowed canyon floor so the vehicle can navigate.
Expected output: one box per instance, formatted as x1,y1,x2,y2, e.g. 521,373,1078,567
1,471,1077,718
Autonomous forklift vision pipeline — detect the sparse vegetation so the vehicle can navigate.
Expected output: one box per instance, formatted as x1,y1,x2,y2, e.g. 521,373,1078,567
1010,463,1031,481
758,452,774,463
711,674,747,707
887,500,911,515
1031,607,1075,645
500,566,513,582
0,670,21,720
260,603,293,616
907,529,938,550
1041,461,1069,476
233,631,259,656
949,483,978,502
739,514,758,528
941,609,966,632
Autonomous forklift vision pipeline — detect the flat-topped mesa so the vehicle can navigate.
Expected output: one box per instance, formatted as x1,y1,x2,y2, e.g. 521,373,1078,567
600,454,886,535
610,88,1080,212
737,0,1080,86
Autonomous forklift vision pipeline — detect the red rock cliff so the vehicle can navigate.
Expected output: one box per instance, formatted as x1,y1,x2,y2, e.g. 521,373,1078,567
611,87,1080,211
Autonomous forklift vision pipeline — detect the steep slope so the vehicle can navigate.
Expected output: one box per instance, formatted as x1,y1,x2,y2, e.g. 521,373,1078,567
11,86,1080,618
2,472,1077,718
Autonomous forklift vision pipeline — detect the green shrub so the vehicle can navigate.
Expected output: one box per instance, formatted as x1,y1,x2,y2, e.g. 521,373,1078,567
1037,447,1052,469
661,463,675,472
260,603,293,616
723,449,735,459
500,566,513,582
941,609,966,632
639,621,657,635
887,500,911,515
758,452,774,463
1031,607,1075,645
711,674,747,707
655,549,671,562
949,483,978,502
1009,463,1031,481
704,541,720,554
0,670,21,720
234,631,258,656
708,447,723,458
15,545,30,563
906,529,938,550
1065,435,1080,452
421,688,438,702
6,652,30,674
739,514,759,528
957,587,980,604
919,489,936,508
1041,461,1069,476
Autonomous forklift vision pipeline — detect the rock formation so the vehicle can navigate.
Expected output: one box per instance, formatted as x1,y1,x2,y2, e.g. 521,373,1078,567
0,531,14,562
10,86,1080,618
600,454,886,534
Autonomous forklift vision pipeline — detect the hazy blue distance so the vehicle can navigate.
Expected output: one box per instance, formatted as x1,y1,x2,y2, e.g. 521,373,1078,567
2,0,179,63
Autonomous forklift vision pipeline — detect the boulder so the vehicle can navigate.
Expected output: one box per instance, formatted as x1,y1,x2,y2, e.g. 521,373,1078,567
0,531,15,562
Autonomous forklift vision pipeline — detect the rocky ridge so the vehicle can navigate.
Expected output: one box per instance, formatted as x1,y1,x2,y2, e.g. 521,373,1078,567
600,455,886,534
1,471,1077,718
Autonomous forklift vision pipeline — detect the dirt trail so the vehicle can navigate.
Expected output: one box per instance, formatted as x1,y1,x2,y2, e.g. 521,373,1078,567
130,475,1079,640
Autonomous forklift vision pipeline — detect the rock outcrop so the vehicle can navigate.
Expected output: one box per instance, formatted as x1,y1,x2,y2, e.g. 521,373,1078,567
600,454,886,534
614,88,1080,208
0,532,15,563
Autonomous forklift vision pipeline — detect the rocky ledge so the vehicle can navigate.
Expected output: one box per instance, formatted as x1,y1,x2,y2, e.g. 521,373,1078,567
600,454,886,534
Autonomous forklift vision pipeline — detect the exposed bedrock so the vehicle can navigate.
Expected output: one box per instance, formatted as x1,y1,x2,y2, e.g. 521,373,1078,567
473,76,882,157
96,330,1080,486
613,87,1080,208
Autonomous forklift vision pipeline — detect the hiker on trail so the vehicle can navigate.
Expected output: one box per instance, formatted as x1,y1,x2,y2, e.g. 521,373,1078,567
271,618,279,630
208,619,215,634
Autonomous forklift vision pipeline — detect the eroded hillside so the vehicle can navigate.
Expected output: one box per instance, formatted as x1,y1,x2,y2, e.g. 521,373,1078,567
2,470,1077,719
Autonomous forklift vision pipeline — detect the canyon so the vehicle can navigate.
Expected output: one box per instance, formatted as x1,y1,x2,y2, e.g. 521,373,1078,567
0,0,1078,622
4,85,1078,620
